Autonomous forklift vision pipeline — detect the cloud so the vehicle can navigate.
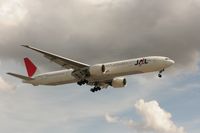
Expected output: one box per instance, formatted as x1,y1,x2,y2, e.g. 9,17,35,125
0,77,16,91
0,0,199,71
135,99,185,133
0,0,27,26
105,113,119,123
105,99,186,133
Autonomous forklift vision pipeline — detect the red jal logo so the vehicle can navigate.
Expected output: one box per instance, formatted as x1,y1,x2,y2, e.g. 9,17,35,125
135,58,148,66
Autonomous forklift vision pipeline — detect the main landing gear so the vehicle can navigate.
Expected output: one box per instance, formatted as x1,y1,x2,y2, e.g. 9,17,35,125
90,86,102,93
77,80,102,93
77,80,88,86
158,69,164,78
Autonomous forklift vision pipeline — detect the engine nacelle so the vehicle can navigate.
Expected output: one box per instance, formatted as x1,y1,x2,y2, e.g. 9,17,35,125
111,77,127,88
89,64,106,76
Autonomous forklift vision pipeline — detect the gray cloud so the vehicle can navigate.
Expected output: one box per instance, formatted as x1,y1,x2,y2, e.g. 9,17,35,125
0,77,15,91
0,0,200,69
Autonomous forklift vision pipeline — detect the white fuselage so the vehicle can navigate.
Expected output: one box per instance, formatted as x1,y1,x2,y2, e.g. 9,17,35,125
25,56,174,86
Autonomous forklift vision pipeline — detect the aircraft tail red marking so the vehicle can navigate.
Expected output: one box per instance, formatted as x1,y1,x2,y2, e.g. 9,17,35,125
24,57,37,77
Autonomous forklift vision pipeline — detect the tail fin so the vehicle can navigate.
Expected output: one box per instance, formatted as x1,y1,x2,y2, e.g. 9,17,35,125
24,57,37,77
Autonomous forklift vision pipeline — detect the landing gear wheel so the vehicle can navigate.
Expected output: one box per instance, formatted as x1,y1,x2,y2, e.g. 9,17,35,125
97,87,101,91
77,80,88,86
90,88,95,92
77,82,83,86
90,87,102,93
158,69,164,78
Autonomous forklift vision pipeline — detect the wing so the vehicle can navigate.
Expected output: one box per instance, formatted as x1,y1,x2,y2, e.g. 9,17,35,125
21,45,89,70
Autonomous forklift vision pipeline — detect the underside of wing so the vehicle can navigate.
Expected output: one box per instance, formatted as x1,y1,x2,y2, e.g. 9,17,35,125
21,45,89,70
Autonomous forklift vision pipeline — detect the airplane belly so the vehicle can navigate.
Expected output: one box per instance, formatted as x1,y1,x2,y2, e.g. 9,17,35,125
32,70,77,86
44,75,76,86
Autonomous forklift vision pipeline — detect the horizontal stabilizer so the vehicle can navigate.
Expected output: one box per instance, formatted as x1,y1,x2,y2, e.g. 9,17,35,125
7,73,33,80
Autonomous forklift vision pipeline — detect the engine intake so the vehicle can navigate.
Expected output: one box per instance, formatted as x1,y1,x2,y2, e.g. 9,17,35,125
89,64,106,76
111,77,127,88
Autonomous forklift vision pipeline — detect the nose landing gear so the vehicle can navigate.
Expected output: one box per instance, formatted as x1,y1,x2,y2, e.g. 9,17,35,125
158,69,164,78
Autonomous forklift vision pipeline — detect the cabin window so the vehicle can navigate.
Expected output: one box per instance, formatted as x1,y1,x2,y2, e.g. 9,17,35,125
165,57,170,60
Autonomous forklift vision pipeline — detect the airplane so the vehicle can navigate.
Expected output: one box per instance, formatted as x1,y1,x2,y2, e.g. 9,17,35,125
7,45,175,92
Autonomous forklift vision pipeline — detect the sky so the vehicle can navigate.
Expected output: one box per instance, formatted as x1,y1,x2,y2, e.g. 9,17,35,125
0,0,200,133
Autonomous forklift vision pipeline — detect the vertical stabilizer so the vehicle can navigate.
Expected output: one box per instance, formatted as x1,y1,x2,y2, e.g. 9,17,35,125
24,57,37,77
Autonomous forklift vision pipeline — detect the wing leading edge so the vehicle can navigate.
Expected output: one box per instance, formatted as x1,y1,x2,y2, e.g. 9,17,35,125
21,45,89,70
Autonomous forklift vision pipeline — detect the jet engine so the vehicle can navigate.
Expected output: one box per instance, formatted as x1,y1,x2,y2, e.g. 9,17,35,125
89,64,106,76
111,77,127,88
